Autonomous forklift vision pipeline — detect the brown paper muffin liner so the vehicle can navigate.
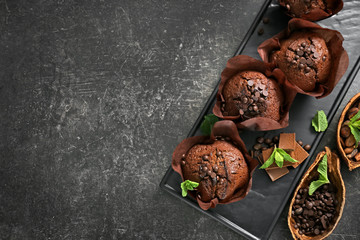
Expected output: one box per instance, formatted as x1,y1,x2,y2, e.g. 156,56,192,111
171,120,258,210
258,18,349,99
278,0,343,22
212,55,298,131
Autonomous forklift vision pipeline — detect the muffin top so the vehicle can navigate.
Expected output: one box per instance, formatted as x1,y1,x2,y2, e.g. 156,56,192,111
270,31,331,92
222,71,283,121
283,0,326,17
182,140,249,202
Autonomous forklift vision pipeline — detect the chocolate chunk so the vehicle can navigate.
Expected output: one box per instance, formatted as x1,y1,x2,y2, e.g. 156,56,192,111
213,164,218,172
202,155,209,161
181,160,186,165
297,50,304,56
242,96,248,103
322,55,326,61
300,58,307,64
181,154,186,159
313,51,319,58
262,90,268,97
292,60,297,65
247,80,254,86
299,63,305,69
305,67,311,73
216,151,222,157
287,57,292,62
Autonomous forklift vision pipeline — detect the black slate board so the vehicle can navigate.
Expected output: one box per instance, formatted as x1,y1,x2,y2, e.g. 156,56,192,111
160,0,360,239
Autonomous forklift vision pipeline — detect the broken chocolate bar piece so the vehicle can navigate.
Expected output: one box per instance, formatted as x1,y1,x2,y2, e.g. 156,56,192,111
290,142,309,168
259,147,289,181
279,133,296,152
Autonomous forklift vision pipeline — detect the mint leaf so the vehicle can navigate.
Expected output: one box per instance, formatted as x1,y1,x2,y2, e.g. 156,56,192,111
181,180,199,197
260,146,297,169
259,147,276,169
200,114,219,135
277,149,298,163
349,125,360,148
312,110,328,132
275,151,284,168
309,154,329,195
350,110,360,123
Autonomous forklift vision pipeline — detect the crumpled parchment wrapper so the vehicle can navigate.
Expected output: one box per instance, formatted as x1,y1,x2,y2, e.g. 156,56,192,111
212,55,298,131
278,0,343,22
258,18,349,98
171,120,258,210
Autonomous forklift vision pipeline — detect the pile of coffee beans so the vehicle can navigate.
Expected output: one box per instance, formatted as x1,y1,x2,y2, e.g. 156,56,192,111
291,184,338,236
250,134,311,159
339,104,360,161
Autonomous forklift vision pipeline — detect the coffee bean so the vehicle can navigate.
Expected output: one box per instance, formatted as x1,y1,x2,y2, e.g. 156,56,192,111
295,207,303,215
202,166,208,172
304,144,311,151
213,164,218,172
265,138,272,145
298,230,303,235
344,147,354,154
287,57,292,62
345,135,356,147
292,60,297,65
305,67,311,73
306,201,313,209
263,17,270,24
346,148,358,159
248,106,253,111
257,137,264,144
258,28,264,35
301,42,306,47
273,136,279,143
216,151,222,157
300,58,307,64
261,147,268,151
322,55,326,61
297,140,303,146
299,63,305,69
242,96,248,103
253,143,262,151
297,50,304,56
181,160,186,165
348,107,359,119
341,125,351,138
314,228,320,235
354,152,360,161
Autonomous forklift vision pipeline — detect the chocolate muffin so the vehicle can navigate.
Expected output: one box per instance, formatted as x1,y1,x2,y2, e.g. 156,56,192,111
270,31,331,92
182,140,249,202
282,0,326,18
222,71,283,121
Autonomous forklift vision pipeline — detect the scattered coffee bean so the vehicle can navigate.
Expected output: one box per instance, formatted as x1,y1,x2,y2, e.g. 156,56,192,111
263,17,270,24
273,136,279,143
348,107,359,119
297,140,303,146
257,137,264,143
265,138,272,145
258,28,264,35
304,144,311,151
253,143,262,151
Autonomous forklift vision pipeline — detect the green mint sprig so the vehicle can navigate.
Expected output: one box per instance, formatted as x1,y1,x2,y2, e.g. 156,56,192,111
312,110,328,132
181,180,199,197
259,146,297,169
309,154,330,195
346,110,360,147
200,114,219,135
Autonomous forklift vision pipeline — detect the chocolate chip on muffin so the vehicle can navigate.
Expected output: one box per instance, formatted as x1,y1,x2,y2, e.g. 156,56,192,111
182,140,249,202
270,31,331,92
282,0,326,18
221,71,284,121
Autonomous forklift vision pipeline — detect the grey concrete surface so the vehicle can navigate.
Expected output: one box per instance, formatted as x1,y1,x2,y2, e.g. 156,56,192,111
0,0,359,239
